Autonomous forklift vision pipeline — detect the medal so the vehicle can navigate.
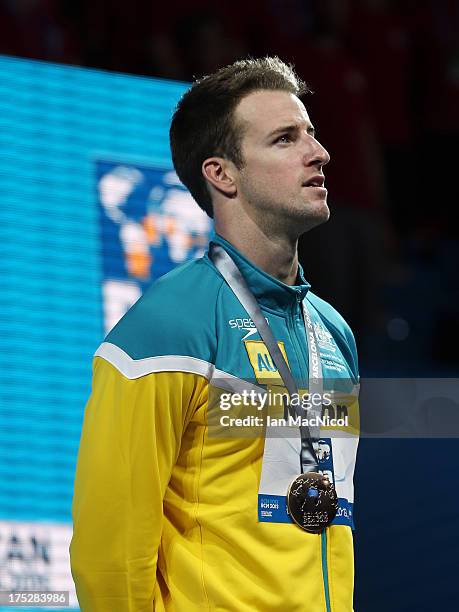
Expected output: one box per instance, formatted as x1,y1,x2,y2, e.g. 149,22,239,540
286,472,338,534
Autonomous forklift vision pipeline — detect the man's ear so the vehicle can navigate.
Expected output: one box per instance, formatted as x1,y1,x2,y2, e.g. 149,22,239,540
202,157,237,198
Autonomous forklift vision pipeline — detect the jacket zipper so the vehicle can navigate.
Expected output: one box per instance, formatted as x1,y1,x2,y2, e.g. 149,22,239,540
289,291,332,612
321,530,332,612
287,291,308,387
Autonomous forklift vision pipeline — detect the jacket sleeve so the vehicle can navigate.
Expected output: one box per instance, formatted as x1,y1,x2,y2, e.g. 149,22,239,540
70,356,208,612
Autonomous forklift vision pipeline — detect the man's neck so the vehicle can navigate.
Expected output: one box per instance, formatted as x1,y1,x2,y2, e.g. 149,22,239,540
215,224,299,286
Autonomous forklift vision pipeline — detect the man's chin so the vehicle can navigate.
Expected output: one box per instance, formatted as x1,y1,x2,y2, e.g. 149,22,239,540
298,201,330,233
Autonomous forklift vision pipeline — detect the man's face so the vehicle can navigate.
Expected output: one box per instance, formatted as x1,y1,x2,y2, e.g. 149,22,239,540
233,90,331,234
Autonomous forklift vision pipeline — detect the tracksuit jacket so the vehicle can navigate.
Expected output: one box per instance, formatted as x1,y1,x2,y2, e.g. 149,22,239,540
70,233,360,612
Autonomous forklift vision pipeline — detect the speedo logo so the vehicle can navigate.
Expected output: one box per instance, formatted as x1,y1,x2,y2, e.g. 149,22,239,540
228,317,269,341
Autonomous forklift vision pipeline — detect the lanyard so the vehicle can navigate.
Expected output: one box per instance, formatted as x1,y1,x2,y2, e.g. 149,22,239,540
209,243,324,473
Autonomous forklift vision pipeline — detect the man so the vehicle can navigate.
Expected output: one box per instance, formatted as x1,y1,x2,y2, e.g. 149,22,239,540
70,57,359,611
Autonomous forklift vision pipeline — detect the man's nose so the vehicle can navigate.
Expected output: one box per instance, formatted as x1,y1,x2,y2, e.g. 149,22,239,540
303,136,330,167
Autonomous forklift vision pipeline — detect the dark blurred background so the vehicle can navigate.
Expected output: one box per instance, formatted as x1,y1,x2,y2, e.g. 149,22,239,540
1,0,458,610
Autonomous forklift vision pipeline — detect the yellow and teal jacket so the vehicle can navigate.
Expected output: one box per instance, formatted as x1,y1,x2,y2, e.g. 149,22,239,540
70,234,360,612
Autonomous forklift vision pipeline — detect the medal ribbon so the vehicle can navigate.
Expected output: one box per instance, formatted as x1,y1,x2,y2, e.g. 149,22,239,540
209,243,324,473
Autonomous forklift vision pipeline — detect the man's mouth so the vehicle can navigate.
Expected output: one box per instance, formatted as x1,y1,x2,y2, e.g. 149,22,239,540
303,175,325,188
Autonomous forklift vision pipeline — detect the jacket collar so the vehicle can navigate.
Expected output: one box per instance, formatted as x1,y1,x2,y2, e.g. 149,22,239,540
209,233,310,312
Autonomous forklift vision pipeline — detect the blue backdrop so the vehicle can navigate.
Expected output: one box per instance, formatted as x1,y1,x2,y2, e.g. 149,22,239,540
0,55,211,610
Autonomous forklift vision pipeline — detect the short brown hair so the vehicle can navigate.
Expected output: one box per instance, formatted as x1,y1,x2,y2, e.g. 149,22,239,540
169,57,309,218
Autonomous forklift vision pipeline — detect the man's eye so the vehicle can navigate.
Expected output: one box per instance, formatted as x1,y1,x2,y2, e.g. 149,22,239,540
275,134,292,144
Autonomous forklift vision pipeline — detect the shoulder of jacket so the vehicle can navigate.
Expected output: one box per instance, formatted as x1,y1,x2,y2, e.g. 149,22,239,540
103,256,224,362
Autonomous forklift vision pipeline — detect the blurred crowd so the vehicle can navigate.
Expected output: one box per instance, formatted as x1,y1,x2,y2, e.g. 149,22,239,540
1,0,458,373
